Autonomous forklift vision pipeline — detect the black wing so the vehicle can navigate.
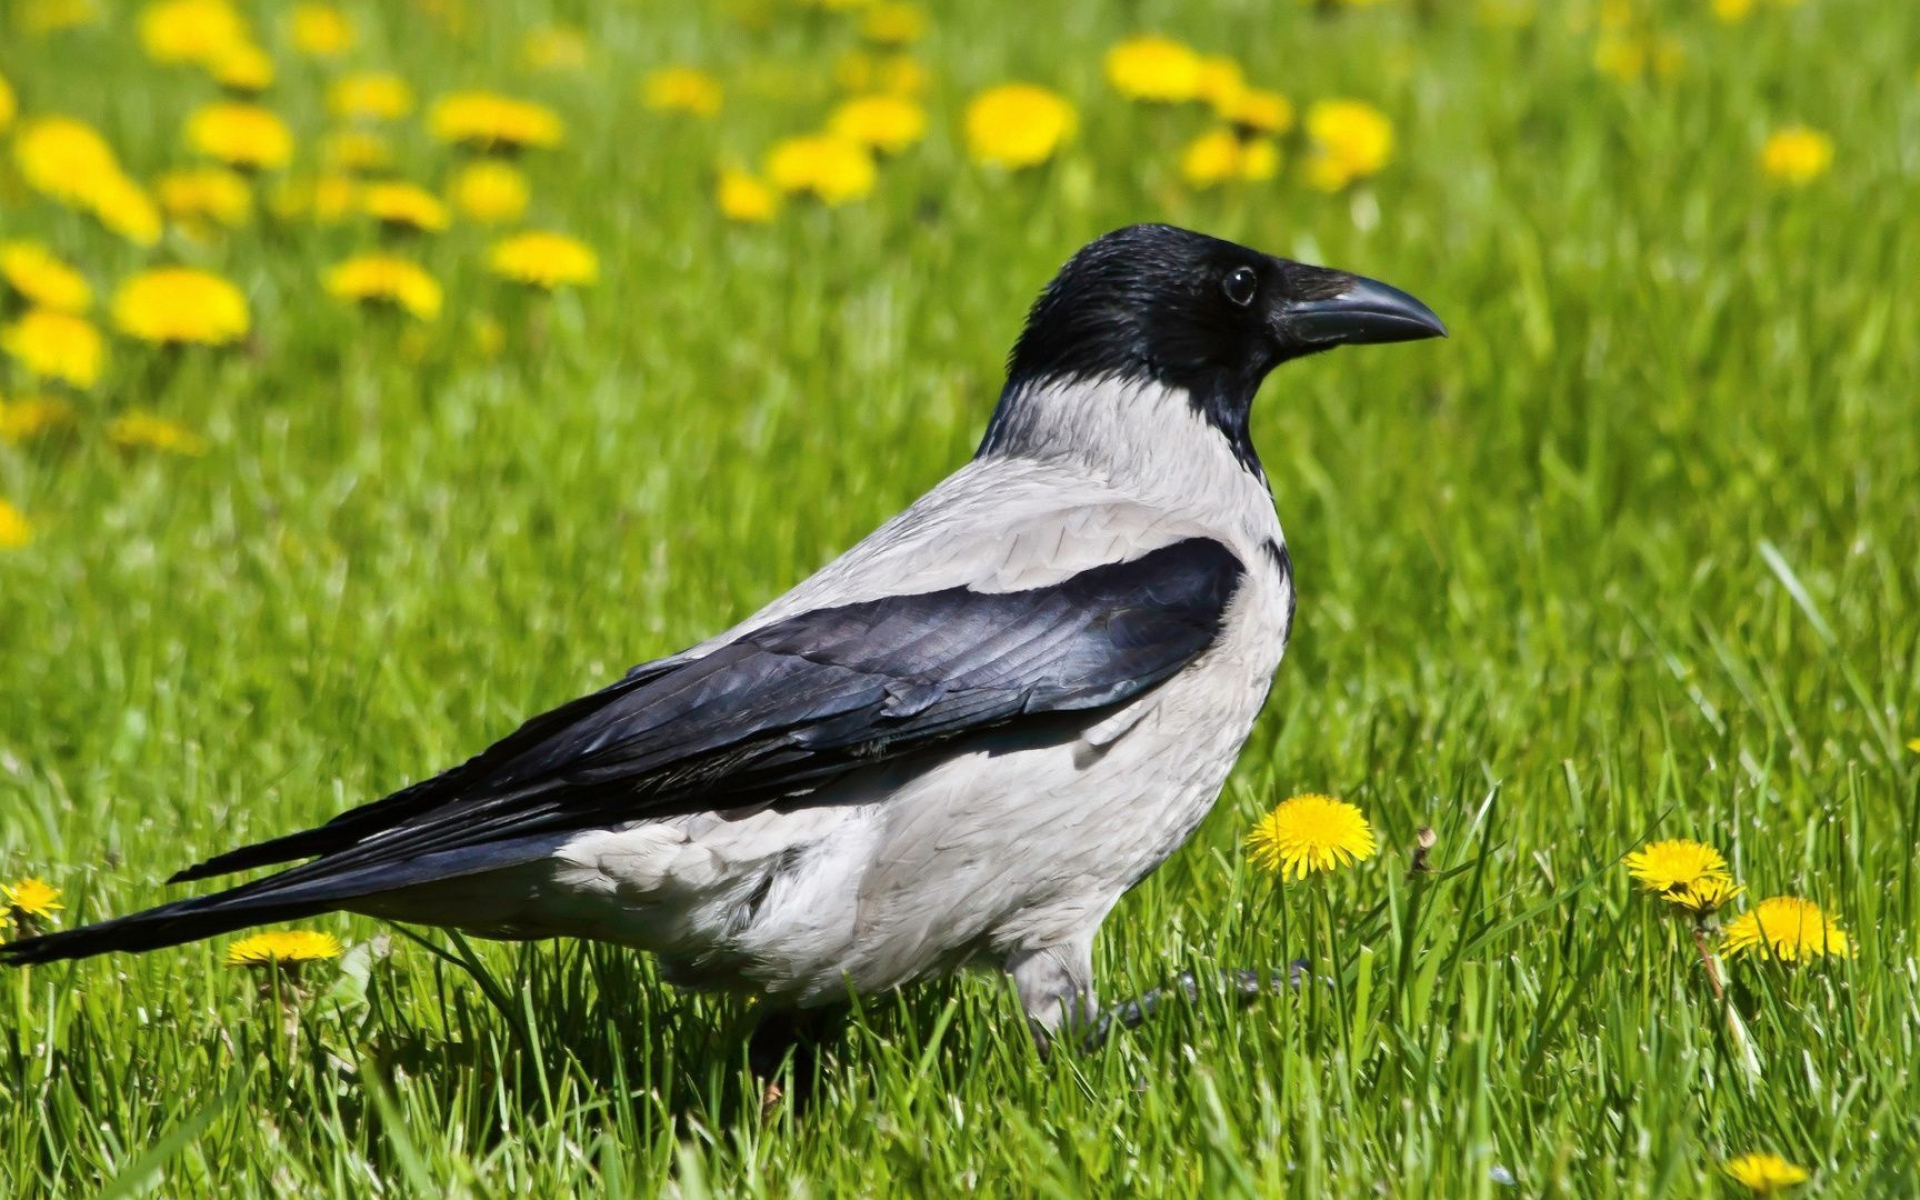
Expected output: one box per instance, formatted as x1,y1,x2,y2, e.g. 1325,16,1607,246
2,537,1245,963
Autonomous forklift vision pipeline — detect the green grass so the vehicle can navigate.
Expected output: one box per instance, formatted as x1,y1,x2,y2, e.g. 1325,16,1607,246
4,0,1919,1195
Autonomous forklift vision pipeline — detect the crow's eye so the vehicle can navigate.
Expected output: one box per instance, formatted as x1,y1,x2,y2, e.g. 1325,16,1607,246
1223,266,1258,308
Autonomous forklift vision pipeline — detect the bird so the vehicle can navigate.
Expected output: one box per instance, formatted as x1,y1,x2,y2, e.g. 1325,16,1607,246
2,224,1443,1051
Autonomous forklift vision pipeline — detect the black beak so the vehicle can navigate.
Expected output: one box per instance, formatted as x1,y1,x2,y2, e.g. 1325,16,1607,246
1284,274,1447,347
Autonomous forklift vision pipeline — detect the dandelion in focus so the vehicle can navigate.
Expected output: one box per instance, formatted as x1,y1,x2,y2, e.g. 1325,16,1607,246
2,878,63,934
449,161,530,224
1660,875,1744,920
1760,126,1833,185
642,67,724,117
430,91,564,151
1247,794,1377,881
0,500,32,549
157,166,254,232
1723,1152,1810,1195
186,102,294,171
717,169,778,223
1624,838,1730,895
329,72,415,122
225,930,341,995
829,94,927,155
325,255,443,320
861,2,927,45
1723,896,1853,963
1,241,93,313
109,411,209,456
1105,35,1203,103
2,309,103,389
360,180,451,233
139,0,247,68
1180,128,1279,188
289,3,353,57
767,134,877,205
113,267,250,346
1303,98,1393,191
965,83,1075,169
488,231,598,290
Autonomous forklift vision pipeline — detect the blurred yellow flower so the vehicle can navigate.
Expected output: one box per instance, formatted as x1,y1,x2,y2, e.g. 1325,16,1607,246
1194,55,1244,111
322,130,394,174
360,181,450,232
290,3,353,57
2,878,62,921
716,168,778,222
109,411,209,455
1713,0,1758,20
88,175,166,246
642,67,724,117
1908,737,1920,753
325,255,443,320
834,51,929,97
13,118,165,245
15,0,104,34
1247,793,1377,881
0,499,32,549
828,94,927,154
0,71,15,134
1594,32,1682,83
488,231,598,289
1105,35,1203,102
1660,875,1745,919
1760,126,1833,185
1303,98,1393,191
187,102,294,170
1218,87,1294,135
271,173,359,223
1,241,93,313
965,83,1075,169
226,929,342,967
521,25,588,72
1723,1152,1810,1194
113,267,249,345
330,72,415,122
1724,896,1853,963
861,2,927,45
209,41,274,93
449,160,529,224
1180,128,1279,188
1624,838,1729,894
157,166,254,229
2,309,103,388
429,91,564,150
767,134,877,204
0,395,77,442
139,0,247,67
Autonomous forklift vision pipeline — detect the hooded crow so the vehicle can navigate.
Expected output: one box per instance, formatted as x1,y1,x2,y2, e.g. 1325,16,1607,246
3,224,1444,1042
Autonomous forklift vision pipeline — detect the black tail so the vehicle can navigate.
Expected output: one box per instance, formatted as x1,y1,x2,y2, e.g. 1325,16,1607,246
0,889,342,965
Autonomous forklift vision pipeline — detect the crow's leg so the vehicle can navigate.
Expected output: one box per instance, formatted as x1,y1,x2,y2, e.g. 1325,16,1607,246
748,1003,849,1102
1007,934,1098,1054
1081,963,1307,1050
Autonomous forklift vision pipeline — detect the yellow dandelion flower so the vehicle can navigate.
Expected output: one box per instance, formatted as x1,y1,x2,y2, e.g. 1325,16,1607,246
112,267,249,345
1247,793,1378,881
767,134,877,205
15,0,105,35
1194,55,1245,111
449,160,529,224
642,67,724,117
270,173,359,224
329,72,415,122
13,115,121,206
834,51,929,97
521,25,588,72
1623,838,1730,894
861,2,927,45
322,130,393,174
157,166,254,230
1907,737,1920,754
0,71,15,134
0,395,78,442
2,309,103,389
1713,0,1757,20
186,102,294,170
225,929,342,967
487,231,598,289
1303,98,1393,191
1105,35,1204,103
209,41,274,93
325,254,442,320
1660,875,1745,918
0,499,32,549
1219,87,1294,135
359,180,450,232
965,83,1076,169
289,3,353,57
108,411,208,455
2,878,63,920
1724,896,1853,963
139,0,247,67
1,241,93,313
1723,1152,1810,1194
717,169,778,223
429,91,564,151
88,174,166,247
828,94,927,154
1760,126,1833,185
1180,128,1279,188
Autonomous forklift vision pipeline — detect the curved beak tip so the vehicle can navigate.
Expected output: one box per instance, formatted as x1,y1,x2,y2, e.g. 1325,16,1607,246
1287,275,1448,347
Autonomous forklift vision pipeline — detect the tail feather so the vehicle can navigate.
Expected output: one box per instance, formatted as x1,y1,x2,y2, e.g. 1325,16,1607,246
0,892,342,965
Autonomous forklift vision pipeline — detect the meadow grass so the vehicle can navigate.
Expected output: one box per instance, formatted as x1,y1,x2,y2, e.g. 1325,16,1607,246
3,0,1918,1195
